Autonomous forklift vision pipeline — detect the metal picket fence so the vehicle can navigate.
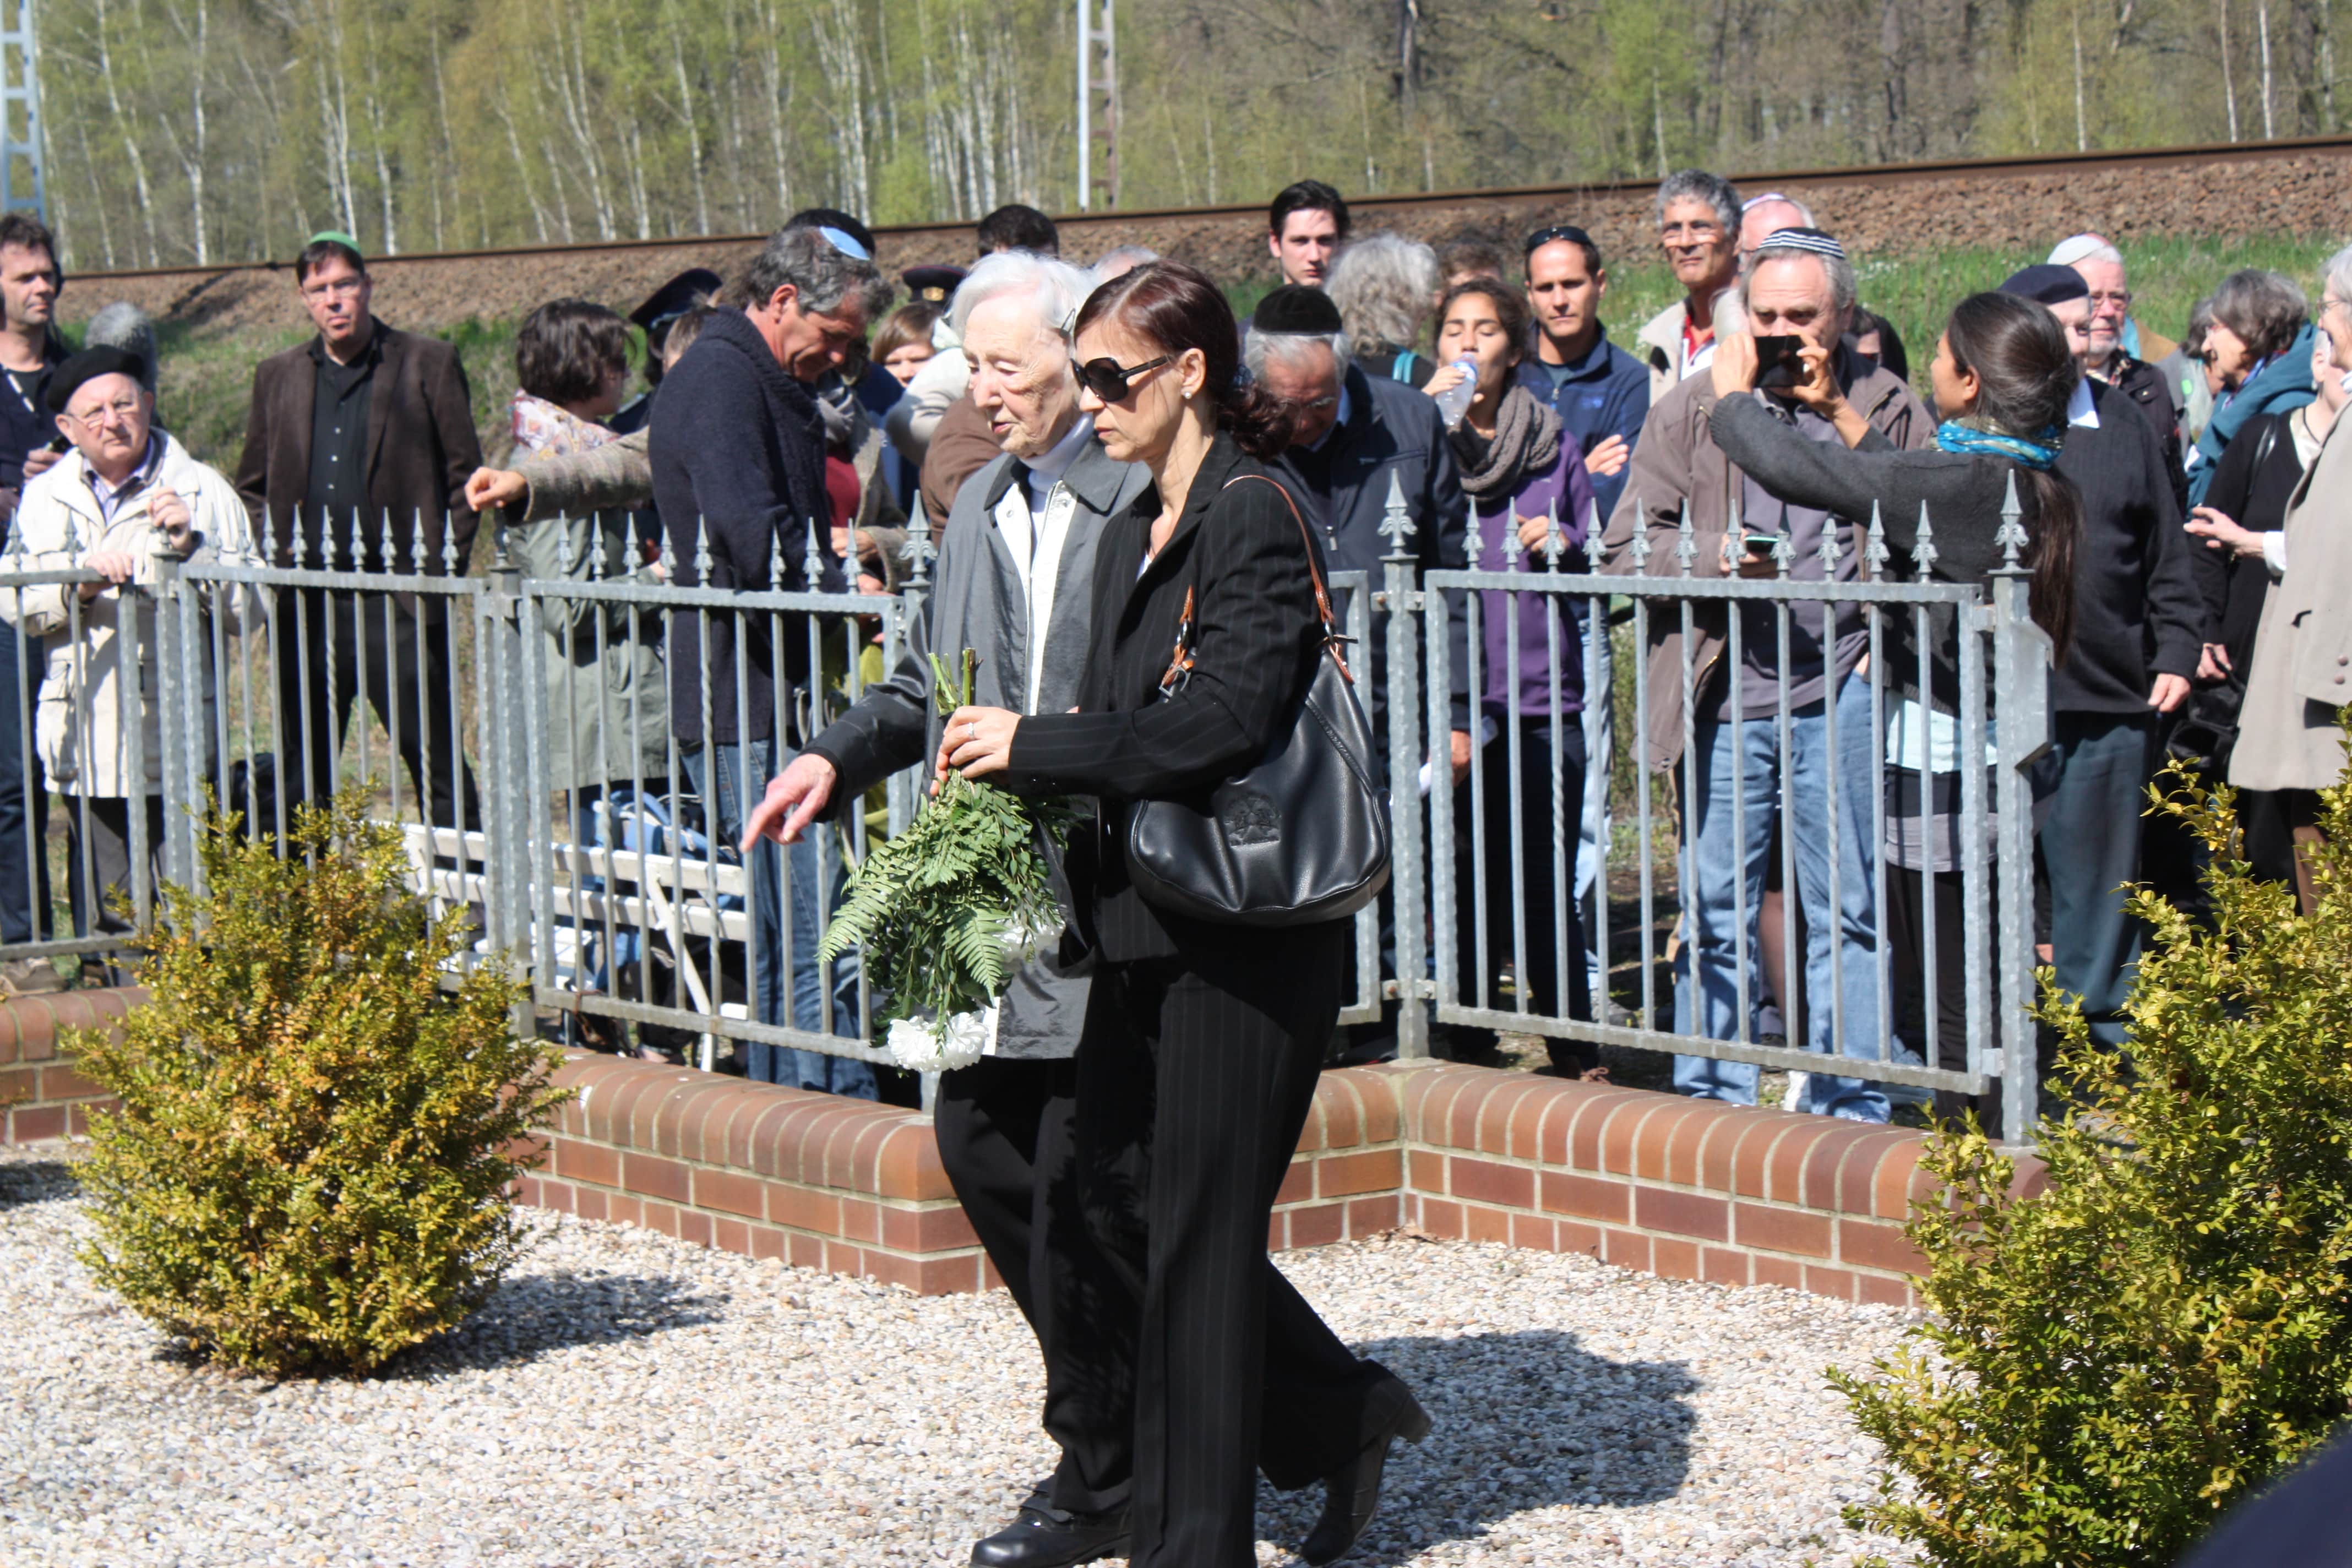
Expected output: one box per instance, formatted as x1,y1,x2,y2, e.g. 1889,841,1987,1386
0,483,2052,1135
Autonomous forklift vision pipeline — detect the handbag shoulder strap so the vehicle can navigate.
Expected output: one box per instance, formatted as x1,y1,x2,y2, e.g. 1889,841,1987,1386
1157,471,1352,695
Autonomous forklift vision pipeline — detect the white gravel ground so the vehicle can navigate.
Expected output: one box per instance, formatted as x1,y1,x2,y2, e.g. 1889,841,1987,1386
0,1146,1915,1566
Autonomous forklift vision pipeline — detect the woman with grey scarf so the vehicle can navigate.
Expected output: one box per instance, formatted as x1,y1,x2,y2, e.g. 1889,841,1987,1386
1428,279,1603,1060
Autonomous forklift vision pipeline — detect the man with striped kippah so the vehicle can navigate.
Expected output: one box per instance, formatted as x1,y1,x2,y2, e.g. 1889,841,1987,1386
1603,226,1933,1125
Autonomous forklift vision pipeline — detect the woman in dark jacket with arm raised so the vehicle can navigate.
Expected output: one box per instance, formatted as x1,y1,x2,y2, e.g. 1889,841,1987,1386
1705,291,2083,1129
937,261,1426,1568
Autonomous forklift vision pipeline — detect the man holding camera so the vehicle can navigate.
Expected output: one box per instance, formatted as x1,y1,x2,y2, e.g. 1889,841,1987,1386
1602,228,1931,1120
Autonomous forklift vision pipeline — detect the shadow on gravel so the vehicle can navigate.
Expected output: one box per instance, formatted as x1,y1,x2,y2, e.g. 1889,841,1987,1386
1254,1328,1698,1565
0,1158,77,1207
388,1271,727,1377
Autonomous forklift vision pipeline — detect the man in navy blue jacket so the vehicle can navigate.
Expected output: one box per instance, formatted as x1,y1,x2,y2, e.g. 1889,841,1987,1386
1518,224,1651,1033
649,222,892,1096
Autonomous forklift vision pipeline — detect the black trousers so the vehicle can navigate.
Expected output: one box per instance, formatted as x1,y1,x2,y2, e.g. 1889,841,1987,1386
273,587,479,829
1885,864,2053,1139
1457,718,1592,1038
932,1055,1131,1514
1055,923,1387,1566
63,794,166,984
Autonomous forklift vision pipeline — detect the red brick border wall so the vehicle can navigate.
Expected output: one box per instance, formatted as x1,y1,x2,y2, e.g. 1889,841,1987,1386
8,1017,2049,1308
516,1055,2048,1307
0,988,140,1143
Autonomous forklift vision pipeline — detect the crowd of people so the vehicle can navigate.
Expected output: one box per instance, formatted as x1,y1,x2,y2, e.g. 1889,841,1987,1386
0,172,2348,1566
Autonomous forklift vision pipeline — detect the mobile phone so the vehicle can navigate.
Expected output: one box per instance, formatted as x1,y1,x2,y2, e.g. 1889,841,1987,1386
1752,334,1806,390
1742,531,1782,556
43,435,67,453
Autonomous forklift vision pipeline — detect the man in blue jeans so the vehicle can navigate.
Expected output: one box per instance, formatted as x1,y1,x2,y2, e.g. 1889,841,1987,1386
649,221,893,1097
1606,229,1933,1119
680,737,868,1095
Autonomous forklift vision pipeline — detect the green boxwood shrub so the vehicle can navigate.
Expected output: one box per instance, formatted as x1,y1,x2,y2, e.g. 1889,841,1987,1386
1833,767,2352,1565
71,793,570,1376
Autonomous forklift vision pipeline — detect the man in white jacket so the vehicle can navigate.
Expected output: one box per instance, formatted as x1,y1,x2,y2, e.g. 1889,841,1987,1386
6,347,257,956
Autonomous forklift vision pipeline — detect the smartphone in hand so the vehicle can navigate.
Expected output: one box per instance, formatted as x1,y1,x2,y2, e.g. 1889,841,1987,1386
1751,335,1806,391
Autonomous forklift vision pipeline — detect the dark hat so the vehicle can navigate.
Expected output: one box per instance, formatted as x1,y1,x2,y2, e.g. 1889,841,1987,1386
901,264,967,304
629,268,722,333
45,346,149,415
1252,284,1344,336
1997,264,2091,307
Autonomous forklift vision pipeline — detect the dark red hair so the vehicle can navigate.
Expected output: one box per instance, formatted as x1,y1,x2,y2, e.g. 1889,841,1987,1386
1073,259,1294,459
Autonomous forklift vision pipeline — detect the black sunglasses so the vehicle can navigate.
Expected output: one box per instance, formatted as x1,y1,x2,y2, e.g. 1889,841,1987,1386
1523,224,1596,257
1077,353,1173,404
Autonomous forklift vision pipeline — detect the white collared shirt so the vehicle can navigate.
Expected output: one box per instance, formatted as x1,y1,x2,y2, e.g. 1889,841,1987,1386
2066,375,2100,429
995,416,1095,711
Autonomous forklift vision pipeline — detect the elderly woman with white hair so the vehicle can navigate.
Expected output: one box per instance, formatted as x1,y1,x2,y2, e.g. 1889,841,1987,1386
2226,244,2352,912
1326,231,1441,387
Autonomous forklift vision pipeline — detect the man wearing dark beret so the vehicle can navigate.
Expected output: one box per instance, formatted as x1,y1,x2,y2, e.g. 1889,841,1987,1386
611,267,722,435
1994,262,2201,1059
9,344,259,977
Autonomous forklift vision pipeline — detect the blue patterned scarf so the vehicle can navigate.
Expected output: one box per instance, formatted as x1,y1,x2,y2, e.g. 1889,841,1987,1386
1934,420,2062,471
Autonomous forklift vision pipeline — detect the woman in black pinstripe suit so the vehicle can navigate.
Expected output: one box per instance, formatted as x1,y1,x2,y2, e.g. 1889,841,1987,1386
940,260,1432,1568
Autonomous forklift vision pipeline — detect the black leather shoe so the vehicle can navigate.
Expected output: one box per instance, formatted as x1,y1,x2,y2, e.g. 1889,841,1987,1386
1300,1384,1435,1565
968,1503,1131,1568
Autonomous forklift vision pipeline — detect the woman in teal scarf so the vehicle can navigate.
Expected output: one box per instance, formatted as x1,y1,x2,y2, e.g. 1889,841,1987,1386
2186,270,2316,509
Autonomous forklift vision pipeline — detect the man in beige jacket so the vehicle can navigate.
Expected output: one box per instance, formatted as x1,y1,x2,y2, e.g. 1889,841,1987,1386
6,347,257,959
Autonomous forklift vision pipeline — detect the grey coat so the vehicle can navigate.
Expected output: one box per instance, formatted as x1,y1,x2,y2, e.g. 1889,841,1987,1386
803,427,1151,1058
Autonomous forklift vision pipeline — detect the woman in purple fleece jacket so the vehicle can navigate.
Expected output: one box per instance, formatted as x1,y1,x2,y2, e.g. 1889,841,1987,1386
1427,279,1600,1053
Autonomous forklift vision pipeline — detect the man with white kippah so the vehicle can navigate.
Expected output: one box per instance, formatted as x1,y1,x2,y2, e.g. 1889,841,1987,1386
1738,193,1816,266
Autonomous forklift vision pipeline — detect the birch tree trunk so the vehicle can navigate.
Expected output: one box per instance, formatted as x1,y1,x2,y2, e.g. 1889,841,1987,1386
2257,1,2275,137
92,0,162,265
2220,0,2240,141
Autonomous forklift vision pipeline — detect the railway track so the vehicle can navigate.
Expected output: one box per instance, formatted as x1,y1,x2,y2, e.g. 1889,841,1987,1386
66,131,2352,291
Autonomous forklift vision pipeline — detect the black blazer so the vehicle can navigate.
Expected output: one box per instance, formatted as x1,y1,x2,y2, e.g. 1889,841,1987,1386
1003,431,1325,961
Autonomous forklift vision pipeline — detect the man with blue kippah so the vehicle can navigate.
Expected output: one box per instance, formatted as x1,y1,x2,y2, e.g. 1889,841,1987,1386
1995,262,2201,1054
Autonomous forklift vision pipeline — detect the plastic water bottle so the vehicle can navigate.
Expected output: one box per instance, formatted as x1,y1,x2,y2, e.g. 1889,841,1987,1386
1432,357,1479,429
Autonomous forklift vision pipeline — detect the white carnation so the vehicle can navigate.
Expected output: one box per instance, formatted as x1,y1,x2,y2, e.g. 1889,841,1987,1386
884,1008,992,1072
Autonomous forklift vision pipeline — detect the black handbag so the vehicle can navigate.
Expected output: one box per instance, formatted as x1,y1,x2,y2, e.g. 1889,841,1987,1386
1124,475,1392,927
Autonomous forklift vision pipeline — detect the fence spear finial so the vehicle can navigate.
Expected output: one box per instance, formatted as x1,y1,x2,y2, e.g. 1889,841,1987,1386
1864,500,1889,580
1995,469,2028,571
1376,470,1415,558
903,503,934,586
1674,497,1696,578
1584,494,1605,573
1627,493,1652,575
1542,496,1564,572
802,515,825,585
1913,498,1939,575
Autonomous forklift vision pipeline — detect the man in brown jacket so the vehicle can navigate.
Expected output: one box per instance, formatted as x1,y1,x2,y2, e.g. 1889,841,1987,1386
1600,229,1930,1123
233,233,482,831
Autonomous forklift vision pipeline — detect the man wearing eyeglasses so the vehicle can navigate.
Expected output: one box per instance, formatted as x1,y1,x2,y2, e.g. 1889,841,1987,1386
1634,170,1745,400
233,231,486,841
2050,234,2186,494
9,347,258,972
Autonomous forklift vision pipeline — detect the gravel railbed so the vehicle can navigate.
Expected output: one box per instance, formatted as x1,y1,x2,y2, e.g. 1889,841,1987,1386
1,1145,1915,1566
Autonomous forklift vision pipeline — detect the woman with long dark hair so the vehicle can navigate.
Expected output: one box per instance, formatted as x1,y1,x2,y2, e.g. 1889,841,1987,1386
1706,290,2083,1128
934,260,1427,1567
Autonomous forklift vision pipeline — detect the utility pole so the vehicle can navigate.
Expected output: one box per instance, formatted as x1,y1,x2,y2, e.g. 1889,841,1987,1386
1075,0,1115,211
0,0,42,222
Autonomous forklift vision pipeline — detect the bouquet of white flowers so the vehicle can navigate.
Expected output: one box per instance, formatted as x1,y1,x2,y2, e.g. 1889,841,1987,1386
817,651,1074,1071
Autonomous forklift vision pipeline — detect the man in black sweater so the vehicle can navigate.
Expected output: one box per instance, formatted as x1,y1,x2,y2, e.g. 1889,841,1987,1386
649,222,891,1095
2000,267,2201,1048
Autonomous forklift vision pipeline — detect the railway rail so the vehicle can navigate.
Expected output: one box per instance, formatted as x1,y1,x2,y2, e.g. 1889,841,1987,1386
63,131,2352,289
